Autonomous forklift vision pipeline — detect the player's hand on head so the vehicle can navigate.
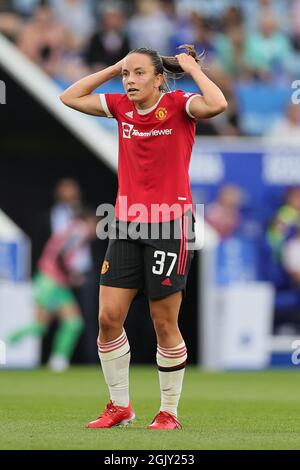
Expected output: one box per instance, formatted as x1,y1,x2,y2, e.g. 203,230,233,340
113,58,125,75
175,53,200,74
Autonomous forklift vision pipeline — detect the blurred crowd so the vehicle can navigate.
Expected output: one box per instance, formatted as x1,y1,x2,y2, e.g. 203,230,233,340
1,0,300,135
205,183,300,333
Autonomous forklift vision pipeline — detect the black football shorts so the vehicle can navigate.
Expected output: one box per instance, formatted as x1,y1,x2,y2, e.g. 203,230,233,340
100,210,195,300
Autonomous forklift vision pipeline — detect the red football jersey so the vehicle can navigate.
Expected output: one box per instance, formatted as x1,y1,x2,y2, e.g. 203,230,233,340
100,90,200,222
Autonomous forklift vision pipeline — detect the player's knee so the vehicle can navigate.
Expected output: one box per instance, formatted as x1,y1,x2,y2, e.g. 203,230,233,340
98,305,124,332
152,317,176,339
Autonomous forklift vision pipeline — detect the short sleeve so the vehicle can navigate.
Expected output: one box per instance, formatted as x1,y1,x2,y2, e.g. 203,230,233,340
99,93,123,119
173,90,202,119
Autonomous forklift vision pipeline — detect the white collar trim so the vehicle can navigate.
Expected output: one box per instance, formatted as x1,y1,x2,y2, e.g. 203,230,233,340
135,93,164,115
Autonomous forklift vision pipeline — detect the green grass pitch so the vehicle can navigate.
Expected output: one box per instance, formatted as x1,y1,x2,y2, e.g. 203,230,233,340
1,366,300,450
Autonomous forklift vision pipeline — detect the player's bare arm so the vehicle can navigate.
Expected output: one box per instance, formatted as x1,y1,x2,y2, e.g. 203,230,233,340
59,60,124,116
175,53,228,119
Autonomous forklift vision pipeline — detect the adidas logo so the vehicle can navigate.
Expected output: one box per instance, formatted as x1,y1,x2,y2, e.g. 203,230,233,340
125,111,133,119
161,278,172,286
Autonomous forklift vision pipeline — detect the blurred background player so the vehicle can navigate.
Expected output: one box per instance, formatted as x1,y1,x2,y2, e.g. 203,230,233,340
282,223,300,287
51,178,83,233
205,184,243,239
263,187,300,334
8,209,97,372
34,177,95,310
267,186,300,260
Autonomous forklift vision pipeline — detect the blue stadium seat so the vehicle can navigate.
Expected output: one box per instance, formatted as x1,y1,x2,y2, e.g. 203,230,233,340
235,81,291,136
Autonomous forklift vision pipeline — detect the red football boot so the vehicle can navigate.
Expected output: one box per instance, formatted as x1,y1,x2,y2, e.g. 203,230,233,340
148,411,182,430
86,401,135,428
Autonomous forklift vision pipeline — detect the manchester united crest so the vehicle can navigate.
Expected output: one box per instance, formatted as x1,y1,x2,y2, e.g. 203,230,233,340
101,260,110,275
155,107,168,120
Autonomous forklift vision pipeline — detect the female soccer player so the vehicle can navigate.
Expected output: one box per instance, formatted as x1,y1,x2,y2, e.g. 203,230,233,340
60,45,227,429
